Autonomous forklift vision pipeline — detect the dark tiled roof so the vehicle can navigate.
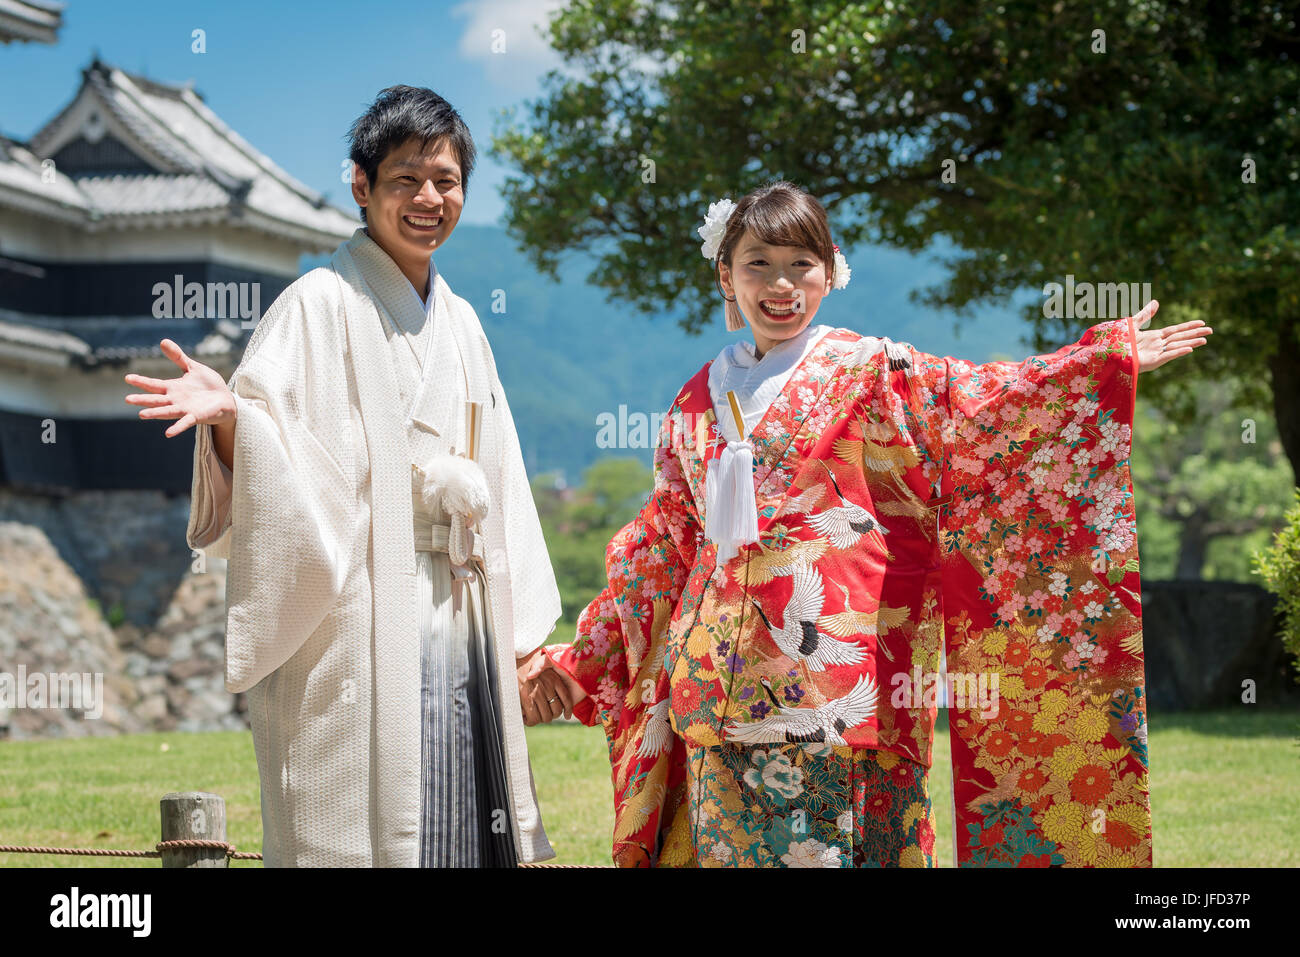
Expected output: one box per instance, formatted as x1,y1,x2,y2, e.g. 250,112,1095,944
0,0,63,45
74,173,231,216
1,58,356,248
0,309,251,366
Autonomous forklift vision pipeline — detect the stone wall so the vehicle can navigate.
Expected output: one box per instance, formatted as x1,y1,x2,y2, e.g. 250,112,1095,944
0,488,244,738
0,489,1295,740
0,520,146,737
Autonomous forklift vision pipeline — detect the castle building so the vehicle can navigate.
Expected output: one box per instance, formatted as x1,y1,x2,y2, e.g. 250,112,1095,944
0,0,62,46
0,54,355,492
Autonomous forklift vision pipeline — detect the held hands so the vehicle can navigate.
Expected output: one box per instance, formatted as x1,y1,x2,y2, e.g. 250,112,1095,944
515,646,587,727
1131,301,1213,374
123,338,236,437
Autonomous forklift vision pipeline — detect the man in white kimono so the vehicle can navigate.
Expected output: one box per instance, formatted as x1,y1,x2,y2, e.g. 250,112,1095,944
124,86,577,866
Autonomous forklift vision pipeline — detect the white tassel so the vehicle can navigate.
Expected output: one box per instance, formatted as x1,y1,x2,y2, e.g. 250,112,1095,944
418,452,490,522
705,438,759,565
418,452,491,566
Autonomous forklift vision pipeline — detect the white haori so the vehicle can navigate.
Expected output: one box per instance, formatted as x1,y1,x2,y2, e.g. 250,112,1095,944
187,227,561,866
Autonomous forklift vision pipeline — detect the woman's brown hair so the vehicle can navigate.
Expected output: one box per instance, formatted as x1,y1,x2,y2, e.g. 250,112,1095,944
713,180,836,289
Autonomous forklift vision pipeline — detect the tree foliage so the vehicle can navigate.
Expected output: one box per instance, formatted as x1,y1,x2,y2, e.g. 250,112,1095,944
1130,383,1293,580
491,0,1300,470
1253,488,1300,684
533,457,653,623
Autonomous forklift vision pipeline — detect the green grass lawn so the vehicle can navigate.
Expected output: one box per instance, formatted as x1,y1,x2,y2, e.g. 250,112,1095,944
1,709,1295,867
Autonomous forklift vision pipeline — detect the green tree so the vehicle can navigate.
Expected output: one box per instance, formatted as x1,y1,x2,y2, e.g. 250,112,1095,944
491,0,1300,474
533,457,653,623
1253,488,1300,684
1130,382,1293,580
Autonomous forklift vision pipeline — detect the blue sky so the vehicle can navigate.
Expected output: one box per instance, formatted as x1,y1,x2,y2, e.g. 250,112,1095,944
0,0,567,225
0,0,1045,362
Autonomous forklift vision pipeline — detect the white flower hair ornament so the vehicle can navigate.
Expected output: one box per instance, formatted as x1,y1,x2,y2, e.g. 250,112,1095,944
698,198,737,261
831,244,851,290
698,197,851,331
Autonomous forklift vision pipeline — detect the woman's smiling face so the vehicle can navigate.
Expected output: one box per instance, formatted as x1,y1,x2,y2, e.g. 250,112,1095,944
718,228,833,358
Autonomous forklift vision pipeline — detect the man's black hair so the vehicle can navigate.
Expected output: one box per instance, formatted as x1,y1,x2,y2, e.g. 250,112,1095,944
347,85,476,223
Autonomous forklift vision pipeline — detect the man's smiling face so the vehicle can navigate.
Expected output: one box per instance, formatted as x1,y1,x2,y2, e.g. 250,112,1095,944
351,135,464,290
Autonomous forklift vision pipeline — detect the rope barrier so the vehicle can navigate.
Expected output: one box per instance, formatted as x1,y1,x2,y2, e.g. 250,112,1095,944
0,843,606,865
0,841,262,861
0,844,157,859
517,862,606,868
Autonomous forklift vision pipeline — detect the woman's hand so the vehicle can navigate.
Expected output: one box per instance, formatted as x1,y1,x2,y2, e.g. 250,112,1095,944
516,647,586,726
1131,300,1213,373
124,338,236,437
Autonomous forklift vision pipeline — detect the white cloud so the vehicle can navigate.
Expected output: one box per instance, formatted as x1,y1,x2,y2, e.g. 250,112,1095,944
453,0,567,78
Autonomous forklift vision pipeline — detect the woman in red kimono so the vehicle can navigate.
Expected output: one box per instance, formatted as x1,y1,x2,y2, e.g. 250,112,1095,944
526,181,1211,867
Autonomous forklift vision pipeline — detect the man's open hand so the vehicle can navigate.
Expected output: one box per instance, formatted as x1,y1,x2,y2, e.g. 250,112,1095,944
124,338,236,437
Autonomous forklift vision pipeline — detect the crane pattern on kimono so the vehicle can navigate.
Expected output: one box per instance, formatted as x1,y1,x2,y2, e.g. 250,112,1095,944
710,366,921,746
552,316,1151,867
722,671,881,745
806,461,890,549
751,563,868,672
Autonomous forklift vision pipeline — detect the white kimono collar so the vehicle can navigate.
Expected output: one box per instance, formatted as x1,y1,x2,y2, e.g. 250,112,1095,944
346,229,459,435
402,257,440,323
703,322,831,565
708,323,832,443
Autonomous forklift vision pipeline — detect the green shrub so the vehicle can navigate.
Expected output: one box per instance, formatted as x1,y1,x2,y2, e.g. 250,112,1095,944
1253,486,1300,684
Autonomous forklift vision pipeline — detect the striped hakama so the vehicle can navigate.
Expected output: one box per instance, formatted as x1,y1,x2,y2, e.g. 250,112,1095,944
413,508,517,868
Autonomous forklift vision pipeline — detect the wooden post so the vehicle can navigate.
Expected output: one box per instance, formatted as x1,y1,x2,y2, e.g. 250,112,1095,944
159,791,228,868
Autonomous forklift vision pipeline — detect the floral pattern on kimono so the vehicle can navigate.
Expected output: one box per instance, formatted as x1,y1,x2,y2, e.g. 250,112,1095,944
905,319,1150,867
550,316,1150,868
687,743,935,868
